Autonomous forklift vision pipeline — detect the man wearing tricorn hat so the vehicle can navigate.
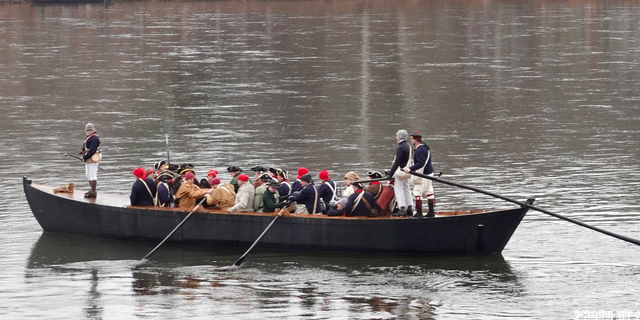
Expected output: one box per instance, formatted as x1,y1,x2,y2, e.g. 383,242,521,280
227,166,243,193
262,180,283,213
80,123,101,198
275,169,291,198
404,131,436,218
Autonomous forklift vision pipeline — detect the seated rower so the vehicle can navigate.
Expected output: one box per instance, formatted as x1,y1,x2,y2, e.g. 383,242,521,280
154,160,167,174
207,169,218,184
344,182,377,217
250,166,268,180
227,166,243,193
342,171,360,198
275,169,291,198
227,174,254,213
145,168,156,181
290,174,322,214
175,171,211,212
156,170,176,207
263,181,283,213
317,170,337,213
365,171,384,199
291,167,309,194
327,198,348,216
130,167,158,206
253,173,271,211
205,178,236,211
268,167,278,179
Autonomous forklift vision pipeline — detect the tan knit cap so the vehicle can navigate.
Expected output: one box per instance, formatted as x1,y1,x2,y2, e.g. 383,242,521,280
343,171,360,181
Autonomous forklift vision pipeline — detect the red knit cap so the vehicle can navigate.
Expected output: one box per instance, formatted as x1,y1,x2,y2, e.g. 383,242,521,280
238,174,249,182
145,168,155,177
297,167,309,179
319,170,329,180
209,178,221,185
133,167,145,178
184,171,195,180
207,169,218,178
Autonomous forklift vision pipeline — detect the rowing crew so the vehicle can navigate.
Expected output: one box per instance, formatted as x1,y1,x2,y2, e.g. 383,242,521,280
129,129,435,218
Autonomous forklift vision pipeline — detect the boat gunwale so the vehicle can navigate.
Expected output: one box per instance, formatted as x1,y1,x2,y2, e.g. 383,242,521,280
27,179,522,221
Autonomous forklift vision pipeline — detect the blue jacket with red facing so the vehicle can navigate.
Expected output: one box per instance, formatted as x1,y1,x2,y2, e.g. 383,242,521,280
82,132,100,161
290,184,323,214
317,179,337,206
409,143,434,174
130,178,157,206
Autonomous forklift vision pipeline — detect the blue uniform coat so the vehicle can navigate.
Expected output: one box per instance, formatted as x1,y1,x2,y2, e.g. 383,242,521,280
130,178,157,206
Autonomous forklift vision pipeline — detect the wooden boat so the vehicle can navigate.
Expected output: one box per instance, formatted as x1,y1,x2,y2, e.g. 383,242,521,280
23,177,532,254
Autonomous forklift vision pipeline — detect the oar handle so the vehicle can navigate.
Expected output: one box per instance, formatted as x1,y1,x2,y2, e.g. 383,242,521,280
408,170,640,247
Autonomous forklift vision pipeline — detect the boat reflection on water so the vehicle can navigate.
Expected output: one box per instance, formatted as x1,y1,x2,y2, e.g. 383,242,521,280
26,232,523,319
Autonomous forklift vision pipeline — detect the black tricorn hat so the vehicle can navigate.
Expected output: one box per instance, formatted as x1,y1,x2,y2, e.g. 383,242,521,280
227,166,242,173
157,171,178,181
154,160,166,170
367,171,383,179
251,166,267,172
276,169,288,180
179,163,195,170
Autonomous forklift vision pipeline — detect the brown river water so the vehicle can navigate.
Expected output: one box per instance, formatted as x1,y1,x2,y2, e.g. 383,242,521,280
1,1,640,319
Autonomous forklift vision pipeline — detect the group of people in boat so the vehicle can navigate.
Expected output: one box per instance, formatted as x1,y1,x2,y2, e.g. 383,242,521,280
127,130,436,218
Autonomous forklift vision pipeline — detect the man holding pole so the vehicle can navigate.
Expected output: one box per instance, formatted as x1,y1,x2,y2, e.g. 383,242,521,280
81,123,101,198
404,132,435,218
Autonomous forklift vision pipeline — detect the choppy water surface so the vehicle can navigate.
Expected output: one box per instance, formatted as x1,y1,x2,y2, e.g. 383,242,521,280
1,1,640,319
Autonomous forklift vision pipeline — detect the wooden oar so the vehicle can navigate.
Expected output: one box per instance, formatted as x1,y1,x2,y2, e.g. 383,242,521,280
352,177,390,184
408,170,640,247
64,153,105,172
233,207,287,267
142,190,212,260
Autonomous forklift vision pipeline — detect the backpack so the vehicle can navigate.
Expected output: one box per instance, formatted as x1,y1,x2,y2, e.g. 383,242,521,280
254,185,268,212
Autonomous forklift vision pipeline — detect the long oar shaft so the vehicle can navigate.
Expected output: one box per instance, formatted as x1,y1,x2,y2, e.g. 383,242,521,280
142,194,210,260
353,177,390,184
408,171,640,247
233,209,284,266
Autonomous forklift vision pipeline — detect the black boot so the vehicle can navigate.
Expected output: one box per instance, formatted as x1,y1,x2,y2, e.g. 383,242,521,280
393,206,407,217
407,205,413,217
411,197,424,219
426,199,435,217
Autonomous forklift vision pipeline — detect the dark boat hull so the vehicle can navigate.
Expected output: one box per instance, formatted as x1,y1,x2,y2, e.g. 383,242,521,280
23,177,529,254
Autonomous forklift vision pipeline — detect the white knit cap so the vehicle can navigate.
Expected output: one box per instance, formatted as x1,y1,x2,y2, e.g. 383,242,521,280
396,129,408,140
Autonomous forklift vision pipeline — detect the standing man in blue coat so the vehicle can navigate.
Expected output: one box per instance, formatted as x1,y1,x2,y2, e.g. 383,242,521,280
404,132,436,218
80,123,101,198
